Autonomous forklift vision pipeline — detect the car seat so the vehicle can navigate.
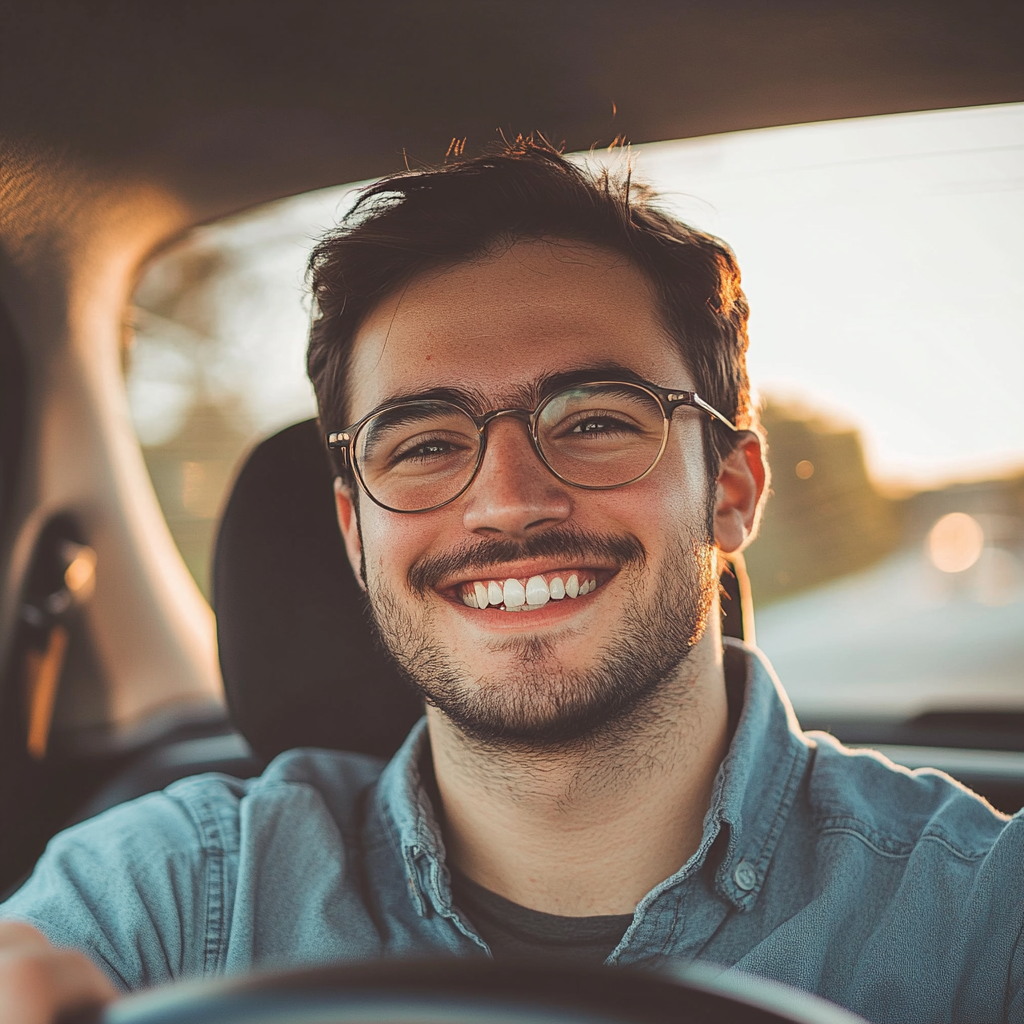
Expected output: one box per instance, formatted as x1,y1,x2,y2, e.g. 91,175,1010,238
213,419,425,763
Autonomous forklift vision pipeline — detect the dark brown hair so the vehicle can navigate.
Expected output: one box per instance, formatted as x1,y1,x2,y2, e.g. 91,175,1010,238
308,135,755,480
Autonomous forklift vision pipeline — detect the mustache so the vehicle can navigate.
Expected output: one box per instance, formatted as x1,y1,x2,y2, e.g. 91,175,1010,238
408,527,647,594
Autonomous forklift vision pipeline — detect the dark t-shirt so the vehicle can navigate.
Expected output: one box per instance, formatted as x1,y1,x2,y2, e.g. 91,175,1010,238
450,866,633,965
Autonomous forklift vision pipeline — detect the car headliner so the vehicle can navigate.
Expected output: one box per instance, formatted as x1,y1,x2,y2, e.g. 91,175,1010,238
0,0,1022,745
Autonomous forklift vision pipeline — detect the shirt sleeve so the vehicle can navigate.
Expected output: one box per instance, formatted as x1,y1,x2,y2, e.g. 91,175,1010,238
1009,883,1024,1023
0,775,244,993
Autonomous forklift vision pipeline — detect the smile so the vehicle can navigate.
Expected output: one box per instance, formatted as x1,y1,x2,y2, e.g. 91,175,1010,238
458,570,601,612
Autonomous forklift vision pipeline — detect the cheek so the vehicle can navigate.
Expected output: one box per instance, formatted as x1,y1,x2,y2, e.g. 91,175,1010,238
359,511,440,586
580,475,703,559
625,435,709,530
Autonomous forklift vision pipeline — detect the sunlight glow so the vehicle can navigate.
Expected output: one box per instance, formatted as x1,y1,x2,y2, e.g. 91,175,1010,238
612,103,1024,488
927,513,985,573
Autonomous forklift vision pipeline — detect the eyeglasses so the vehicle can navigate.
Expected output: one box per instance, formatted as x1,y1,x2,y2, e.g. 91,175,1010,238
327,380,737,514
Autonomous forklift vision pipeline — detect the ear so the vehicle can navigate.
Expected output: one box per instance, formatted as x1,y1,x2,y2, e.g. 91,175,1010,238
334,477,366,591
713,431,767,555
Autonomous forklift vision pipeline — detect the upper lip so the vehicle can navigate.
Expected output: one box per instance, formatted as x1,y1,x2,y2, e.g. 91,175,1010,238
437,559,617,592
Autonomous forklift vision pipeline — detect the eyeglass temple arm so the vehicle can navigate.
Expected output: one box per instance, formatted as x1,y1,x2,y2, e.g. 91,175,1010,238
665,392,739,432
326,431,352,470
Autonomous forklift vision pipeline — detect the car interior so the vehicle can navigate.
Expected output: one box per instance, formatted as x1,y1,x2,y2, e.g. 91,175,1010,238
1,2,1022,1020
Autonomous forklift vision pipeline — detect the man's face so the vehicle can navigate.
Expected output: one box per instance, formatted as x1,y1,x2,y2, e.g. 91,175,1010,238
336,239,746,748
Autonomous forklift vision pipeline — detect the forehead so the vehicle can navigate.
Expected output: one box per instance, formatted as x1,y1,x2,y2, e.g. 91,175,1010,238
345,238,693,417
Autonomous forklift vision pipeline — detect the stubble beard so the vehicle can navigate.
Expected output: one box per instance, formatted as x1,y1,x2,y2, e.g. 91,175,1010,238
366,515,718,752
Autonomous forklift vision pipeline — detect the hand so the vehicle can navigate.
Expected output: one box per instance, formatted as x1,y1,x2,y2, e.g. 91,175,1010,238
0,921,116,1024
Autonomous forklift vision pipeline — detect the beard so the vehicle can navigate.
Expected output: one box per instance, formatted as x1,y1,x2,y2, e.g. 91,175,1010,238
365,512,717,751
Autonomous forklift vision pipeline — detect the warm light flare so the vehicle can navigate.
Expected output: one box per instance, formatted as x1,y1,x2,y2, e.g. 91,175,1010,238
63,543,97,599
927,513,984,573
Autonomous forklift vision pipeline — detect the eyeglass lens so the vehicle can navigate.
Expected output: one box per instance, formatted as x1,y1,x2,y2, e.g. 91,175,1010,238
354,383,669,512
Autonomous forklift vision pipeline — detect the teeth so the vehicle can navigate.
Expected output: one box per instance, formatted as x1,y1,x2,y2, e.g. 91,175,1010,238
503,578,526,608
525,575,550,606
459,571,599,612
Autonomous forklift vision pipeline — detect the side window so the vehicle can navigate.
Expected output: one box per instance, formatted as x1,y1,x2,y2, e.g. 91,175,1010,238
126,187,358,596
621,103,1024,727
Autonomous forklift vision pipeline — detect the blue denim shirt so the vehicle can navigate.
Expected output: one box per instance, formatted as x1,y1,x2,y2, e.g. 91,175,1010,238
3,640,1022,1023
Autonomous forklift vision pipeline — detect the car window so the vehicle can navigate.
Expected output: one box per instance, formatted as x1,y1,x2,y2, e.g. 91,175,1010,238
126,102,1024,723
127,188,354,593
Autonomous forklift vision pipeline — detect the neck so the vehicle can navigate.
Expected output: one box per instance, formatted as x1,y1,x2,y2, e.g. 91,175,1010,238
427,624,730,917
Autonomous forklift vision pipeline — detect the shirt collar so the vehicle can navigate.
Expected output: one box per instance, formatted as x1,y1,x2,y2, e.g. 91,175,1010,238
376,717,446,917
706,638,812,911
375,640,811,917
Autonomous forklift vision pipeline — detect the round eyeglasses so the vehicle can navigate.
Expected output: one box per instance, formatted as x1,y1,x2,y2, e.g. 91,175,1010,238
326,380,737,514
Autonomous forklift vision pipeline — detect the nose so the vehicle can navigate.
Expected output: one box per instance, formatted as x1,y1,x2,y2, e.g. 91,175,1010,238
461,415,573,539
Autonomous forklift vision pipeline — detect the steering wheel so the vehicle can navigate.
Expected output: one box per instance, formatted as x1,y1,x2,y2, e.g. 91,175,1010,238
63,957,866,1024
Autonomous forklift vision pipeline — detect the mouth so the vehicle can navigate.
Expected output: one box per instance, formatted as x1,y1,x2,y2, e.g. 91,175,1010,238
446,568,609,613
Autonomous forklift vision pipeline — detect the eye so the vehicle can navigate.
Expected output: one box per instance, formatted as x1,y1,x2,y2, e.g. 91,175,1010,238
571,416,634,434
560,410,645,438
396,439,458,460
388,432,476,469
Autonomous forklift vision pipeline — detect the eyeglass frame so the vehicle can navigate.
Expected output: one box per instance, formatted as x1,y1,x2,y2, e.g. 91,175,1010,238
326,379,738,514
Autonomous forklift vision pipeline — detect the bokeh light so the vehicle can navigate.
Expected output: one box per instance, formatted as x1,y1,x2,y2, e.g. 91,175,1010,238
927,512,985,573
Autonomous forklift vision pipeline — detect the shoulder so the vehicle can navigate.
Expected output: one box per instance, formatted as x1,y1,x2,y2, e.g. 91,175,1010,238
4,747,387,892
802,730,1017,861
244,745,388,796
150,746,389,848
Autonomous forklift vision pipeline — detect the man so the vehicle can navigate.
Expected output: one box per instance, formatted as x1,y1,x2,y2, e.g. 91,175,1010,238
1,138,1021,1024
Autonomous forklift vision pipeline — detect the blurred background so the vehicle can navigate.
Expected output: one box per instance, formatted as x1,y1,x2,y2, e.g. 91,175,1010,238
125,102,1024,726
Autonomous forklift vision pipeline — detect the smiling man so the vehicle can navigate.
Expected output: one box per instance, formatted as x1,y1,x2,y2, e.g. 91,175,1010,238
2,139,1023,1024
324,226,758,922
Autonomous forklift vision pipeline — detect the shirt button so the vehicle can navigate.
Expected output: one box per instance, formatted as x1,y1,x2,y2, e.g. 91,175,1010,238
733,861,758,891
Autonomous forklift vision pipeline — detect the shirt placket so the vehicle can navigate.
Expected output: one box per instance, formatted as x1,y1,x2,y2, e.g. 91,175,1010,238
608,816,734,968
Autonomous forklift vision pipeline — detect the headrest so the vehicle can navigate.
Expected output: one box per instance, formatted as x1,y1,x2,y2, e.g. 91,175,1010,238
214,419,746,763
213,420,423,763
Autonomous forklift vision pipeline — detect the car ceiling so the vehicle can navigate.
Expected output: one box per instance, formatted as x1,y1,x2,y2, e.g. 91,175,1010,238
2,0,1023,221
0,0,1021,747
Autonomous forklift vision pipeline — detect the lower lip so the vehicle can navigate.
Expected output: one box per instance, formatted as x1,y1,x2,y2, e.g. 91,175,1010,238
443,586,604,629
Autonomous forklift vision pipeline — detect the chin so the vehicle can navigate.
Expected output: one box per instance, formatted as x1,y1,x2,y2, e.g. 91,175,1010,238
417,623,703,750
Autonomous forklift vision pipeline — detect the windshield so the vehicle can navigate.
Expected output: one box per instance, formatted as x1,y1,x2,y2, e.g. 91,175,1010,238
126,102,1024,725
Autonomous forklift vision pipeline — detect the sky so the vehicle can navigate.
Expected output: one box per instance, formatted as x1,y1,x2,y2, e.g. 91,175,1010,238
129,103,1024,490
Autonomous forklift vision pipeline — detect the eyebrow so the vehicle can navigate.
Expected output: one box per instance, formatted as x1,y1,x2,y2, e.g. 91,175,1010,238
364,362,662,421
